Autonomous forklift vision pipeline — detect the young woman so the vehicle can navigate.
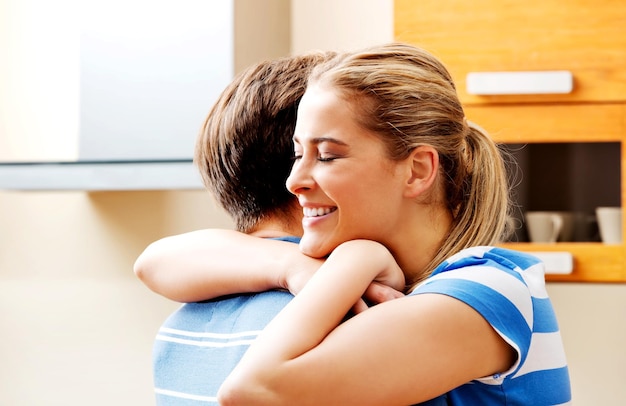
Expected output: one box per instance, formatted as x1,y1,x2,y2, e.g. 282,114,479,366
136,43,571,405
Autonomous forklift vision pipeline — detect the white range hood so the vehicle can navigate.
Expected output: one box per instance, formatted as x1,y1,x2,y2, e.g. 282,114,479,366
0,0,289,191
0,160,202,191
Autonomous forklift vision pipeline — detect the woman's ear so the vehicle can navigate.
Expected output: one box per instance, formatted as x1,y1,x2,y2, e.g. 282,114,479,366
403,145,439,198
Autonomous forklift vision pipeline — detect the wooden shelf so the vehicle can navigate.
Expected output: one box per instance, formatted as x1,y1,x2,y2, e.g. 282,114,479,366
499,243,625,283
465,104,625,144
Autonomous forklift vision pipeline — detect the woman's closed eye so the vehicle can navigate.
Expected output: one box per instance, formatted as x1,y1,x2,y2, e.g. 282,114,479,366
317,154,339,162
291,153,340,162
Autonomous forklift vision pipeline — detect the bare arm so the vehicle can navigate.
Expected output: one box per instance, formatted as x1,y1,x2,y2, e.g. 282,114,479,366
134,229,321,302
218,240,515,406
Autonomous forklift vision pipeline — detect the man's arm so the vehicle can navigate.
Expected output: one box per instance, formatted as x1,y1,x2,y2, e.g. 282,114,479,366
134,229,321,302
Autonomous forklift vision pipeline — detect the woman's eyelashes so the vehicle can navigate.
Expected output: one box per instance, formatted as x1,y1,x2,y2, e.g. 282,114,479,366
317,154,339,162
291,152,340,162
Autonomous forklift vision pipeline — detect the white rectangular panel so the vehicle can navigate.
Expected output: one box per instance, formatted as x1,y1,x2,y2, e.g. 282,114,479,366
466,71,573,95
527,251,574,275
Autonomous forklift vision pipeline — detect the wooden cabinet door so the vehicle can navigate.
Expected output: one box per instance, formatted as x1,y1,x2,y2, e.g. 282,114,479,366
395,0,626,105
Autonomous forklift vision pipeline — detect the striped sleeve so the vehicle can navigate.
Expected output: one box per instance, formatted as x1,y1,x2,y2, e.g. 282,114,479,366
410,246,571,405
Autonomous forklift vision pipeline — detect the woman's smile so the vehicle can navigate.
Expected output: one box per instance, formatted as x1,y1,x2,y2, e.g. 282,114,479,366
302,206,337,218
300,205,338,233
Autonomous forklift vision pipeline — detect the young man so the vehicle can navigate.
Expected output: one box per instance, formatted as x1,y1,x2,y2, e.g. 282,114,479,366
135,52,332,404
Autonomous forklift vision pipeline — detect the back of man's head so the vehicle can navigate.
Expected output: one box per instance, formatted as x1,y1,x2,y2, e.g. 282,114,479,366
195,52,336,233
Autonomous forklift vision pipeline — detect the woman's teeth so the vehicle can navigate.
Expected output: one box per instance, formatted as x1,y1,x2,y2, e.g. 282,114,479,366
303,207,336,218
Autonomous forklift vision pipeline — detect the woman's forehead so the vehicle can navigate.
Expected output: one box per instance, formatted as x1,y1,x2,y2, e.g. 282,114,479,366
295,86,359,138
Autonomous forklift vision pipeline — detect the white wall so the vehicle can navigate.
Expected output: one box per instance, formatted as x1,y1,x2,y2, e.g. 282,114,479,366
0,0,79,162
1,0,625,404
0,190,233,405
291,0,393,53
546,283,626,404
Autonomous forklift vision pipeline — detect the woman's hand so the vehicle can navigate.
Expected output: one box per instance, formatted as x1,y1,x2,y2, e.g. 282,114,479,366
279,240,405,312
352,281,405,314
334,240,405,314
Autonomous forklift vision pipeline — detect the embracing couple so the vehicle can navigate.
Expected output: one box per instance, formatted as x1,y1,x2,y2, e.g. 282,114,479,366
135,43,571,406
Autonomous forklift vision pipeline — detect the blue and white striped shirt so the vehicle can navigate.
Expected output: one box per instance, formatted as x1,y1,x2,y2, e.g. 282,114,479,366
411,246,572,405
153,291,295,404
152,236,301,405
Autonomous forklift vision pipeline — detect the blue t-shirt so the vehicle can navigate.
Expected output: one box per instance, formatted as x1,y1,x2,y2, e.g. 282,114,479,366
153,236,298,404
154,291,295,404
411,246,572,405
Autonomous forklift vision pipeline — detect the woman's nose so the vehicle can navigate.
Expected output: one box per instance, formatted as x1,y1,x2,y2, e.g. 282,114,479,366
286,160,314,195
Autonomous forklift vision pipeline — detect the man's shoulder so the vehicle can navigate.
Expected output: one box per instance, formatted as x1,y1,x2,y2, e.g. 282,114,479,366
162,290,294,332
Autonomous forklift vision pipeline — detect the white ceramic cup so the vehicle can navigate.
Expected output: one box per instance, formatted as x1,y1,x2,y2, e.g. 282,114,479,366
525,211,574,243
596,207,622,244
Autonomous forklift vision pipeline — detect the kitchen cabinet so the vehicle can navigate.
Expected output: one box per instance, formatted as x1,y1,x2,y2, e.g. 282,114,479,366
395,0,626,105
395,0,626,282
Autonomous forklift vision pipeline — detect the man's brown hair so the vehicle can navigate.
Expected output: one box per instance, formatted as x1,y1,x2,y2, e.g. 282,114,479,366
195,52,335,232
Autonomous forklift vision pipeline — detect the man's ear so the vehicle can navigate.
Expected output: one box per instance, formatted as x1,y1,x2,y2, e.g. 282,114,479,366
403,145,439,198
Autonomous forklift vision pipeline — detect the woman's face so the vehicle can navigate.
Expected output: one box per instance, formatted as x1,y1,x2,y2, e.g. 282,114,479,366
287,84,410,258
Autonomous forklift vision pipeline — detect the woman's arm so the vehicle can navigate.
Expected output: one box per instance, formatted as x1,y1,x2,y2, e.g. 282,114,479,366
218,240,515,406
134,229,321,302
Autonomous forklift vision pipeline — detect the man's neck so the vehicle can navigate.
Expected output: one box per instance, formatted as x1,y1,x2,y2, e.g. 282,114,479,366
249,229,297,239
247,217,303,239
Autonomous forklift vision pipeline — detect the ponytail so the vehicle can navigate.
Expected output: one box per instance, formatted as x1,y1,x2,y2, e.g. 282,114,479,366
409,121,512,288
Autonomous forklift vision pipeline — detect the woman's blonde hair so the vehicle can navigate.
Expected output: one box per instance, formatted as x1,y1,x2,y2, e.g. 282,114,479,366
309,43,512,288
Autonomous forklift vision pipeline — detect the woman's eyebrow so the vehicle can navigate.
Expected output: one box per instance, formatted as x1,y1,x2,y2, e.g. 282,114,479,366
292,136,349,147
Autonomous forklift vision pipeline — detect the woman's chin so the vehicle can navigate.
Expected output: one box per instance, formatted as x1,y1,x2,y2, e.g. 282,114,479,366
298,237,332,259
